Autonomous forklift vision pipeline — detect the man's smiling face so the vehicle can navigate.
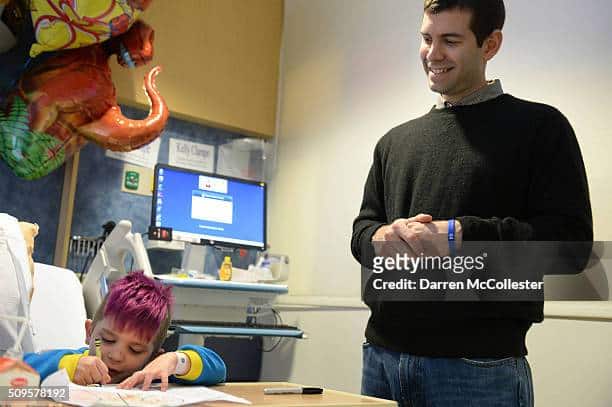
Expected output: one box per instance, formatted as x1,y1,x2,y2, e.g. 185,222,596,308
419,8,488,103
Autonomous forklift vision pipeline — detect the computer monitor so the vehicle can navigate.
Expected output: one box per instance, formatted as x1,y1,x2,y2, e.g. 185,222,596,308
151,164,266,250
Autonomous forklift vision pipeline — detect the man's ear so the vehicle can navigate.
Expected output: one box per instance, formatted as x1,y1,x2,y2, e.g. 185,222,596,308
483,30,503,61
85,319,93,343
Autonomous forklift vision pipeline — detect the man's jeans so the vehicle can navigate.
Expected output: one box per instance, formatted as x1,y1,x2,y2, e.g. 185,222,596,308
362,343,534,407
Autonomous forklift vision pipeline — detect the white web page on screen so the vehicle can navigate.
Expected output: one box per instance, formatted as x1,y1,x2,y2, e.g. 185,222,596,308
191,194,233,224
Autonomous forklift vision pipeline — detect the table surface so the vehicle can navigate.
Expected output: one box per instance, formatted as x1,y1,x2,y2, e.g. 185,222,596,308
8,382,397,407
202,382,397,407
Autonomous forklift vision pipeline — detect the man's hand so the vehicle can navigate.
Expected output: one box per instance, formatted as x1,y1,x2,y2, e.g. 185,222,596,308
73,356,111,386
372,214,433,241
372,214,433,257
372,214,462,257
117,352,179,391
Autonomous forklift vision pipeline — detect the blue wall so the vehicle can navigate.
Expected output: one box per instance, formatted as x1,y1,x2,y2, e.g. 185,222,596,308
0,155,63,264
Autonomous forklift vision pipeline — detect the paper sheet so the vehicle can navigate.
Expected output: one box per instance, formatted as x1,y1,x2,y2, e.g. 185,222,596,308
168,138,214,173
105,138,161,169
41,369,251,406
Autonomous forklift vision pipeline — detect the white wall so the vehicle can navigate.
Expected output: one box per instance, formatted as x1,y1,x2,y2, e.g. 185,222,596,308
269,0,427,298
264,0,612,405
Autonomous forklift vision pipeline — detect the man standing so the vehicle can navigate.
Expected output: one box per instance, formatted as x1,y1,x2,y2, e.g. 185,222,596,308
351,1,592,406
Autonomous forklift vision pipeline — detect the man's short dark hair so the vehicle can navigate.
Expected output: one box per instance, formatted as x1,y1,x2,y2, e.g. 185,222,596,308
424,0,505,47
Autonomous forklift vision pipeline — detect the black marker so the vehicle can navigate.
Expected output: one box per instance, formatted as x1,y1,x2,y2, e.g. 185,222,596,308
264,387,323,395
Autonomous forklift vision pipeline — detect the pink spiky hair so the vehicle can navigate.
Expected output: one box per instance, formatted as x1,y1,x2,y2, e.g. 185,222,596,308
103,271,174,341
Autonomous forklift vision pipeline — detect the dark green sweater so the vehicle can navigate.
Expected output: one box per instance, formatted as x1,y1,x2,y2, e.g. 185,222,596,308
351,94,592,357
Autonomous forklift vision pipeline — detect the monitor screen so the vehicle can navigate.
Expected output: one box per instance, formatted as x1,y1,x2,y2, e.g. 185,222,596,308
151,164,266,250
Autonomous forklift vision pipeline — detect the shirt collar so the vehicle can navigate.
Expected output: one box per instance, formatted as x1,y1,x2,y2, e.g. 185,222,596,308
435,79,504,109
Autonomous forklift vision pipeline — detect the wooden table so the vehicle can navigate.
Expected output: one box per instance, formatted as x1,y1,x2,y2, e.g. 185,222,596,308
202,382,397,407
5,382,397,406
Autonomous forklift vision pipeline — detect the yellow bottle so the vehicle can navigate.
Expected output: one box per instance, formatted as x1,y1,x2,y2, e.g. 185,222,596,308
219,256,233,281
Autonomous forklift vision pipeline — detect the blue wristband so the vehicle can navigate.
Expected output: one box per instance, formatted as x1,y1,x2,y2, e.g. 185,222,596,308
448,219,456,257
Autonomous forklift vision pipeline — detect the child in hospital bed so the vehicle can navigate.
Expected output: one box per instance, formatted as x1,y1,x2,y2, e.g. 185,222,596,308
23,271,226,390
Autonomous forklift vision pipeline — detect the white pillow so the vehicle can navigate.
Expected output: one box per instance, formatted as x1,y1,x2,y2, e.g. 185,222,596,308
30,263,87,351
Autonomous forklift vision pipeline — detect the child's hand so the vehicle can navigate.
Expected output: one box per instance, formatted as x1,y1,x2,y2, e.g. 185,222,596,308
74,356,111,385
117,352,178,391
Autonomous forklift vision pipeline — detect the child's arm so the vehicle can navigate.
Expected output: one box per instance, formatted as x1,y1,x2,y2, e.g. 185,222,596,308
172,344,226,385
23,347,88,381
118,345,226,390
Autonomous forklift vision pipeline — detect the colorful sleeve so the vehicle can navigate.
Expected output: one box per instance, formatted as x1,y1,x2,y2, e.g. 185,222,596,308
171,344,226,385
23,347,88,381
